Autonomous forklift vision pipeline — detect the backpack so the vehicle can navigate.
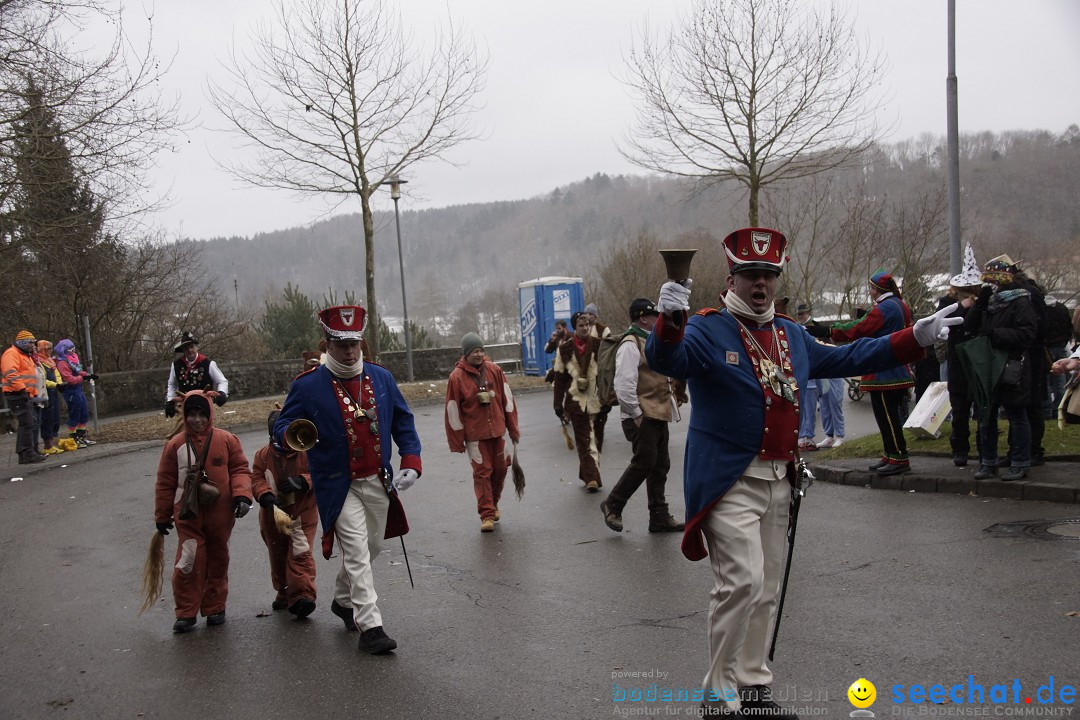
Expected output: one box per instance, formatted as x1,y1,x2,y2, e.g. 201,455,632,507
596,329,635,407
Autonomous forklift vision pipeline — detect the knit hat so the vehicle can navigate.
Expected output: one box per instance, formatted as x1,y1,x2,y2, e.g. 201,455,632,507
950,243,982,288
584,303,599,316
461,332,484,357
869,269,899,295
15,330,35,342
36,339,53,354
981,254,1019,286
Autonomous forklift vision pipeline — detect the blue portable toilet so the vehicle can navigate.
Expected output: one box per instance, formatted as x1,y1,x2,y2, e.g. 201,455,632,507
518,277,584,376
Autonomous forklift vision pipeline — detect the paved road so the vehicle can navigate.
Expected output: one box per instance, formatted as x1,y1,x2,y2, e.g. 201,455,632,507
0,390,1076,719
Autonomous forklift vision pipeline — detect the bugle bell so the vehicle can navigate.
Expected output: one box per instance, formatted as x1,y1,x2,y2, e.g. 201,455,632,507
659,248,697,285
284,419,318,452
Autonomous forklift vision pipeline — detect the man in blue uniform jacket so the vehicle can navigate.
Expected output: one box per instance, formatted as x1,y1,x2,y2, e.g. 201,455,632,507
646,228,961,717
275,305,421,656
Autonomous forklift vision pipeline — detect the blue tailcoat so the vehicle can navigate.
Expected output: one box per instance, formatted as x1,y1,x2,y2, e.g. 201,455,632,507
646,309,923,560
273,364,422,538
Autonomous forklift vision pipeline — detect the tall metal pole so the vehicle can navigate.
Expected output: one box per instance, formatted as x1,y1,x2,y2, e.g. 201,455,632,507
80,314,99,432
390,177,414,382
946,0,962,276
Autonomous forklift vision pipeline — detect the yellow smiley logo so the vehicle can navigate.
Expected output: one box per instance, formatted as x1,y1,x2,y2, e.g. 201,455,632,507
848,678,877,709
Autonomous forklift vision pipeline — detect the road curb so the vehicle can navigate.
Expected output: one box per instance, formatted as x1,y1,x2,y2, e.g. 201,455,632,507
810,459,1080,504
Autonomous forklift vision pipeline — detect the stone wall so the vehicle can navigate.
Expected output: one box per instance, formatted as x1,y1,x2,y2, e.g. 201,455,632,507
90,343,522,417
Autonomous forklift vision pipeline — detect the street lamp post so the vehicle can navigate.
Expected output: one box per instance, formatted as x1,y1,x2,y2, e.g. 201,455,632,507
389,176,414,382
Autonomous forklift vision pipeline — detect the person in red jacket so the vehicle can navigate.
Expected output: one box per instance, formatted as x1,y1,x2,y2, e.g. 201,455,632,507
444,332,521,532
250,408,320,619
154,391,253,633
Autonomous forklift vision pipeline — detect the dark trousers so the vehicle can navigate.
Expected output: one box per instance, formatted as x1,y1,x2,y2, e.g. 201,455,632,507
948,388,973,456
39,388,61,441
979,403,1031,468
607,418,671,516
5,392,36,459
871,389,909,461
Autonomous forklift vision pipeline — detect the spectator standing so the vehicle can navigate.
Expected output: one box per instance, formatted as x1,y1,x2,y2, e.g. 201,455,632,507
2,330,45,464
36,340,64,455
444,332,521,532
553,311,605,492
165,332,229,417
965,256,1039,481
1044,296,1073,419
599,298,685,534
830,271,916,475
941,246,982,466
796,303,845,449
53,338,98,448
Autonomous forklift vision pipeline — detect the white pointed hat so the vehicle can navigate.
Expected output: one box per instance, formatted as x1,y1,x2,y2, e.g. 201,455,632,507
950,243,982,288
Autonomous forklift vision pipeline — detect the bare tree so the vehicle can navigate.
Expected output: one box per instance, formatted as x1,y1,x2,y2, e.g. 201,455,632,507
207,0,487,358
0,0,183,228
621,0,887,225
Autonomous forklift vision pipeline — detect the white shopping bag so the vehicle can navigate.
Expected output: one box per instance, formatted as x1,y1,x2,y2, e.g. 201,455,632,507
903,381,952,439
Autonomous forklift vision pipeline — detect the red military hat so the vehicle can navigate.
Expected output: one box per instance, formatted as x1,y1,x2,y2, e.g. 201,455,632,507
318,305,367,340
722,227,788,275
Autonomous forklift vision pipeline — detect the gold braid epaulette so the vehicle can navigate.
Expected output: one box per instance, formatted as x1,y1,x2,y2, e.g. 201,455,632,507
695,307,721,317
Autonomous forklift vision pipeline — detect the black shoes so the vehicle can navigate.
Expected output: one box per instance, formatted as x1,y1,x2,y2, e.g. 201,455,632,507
1001,467,1028,482
600,500,623,532
649,514,686,533
952,453,968,467
331,600,358,631
876,462,910,476
358,626,397,654
973,465,997,480
288,597,316,618
18,454,46,464
272,594,288,611
206,611,226,626
173,617,196,634
868,458,888,471
739,685,800,720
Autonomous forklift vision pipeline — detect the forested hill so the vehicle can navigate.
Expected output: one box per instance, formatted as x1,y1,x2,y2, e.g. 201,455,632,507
186,127,1080,326
184,172,748,320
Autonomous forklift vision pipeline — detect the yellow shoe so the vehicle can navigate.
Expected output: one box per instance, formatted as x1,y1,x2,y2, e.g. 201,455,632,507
480,519,495,533
493,507,501,522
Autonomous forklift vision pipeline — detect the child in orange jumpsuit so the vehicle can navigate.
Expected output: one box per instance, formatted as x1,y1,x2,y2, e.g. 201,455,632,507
154,392,253,633
250,409,320,618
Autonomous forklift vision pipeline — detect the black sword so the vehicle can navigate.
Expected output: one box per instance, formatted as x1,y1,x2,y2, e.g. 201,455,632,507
768,459,814,661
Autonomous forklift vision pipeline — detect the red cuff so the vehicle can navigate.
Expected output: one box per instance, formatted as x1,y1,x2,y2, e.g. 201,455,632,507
889,328,927,364
655,312,687,346
399,454,422,476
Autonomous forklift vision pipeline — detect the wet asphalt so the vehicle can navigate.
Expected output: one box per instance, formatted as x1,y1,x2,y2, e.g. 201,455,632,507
0,390,1078,719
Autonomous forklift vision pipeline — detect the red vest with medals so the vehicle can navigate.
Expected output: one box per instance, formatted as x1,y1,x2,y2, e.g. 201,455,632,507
741,323,800,461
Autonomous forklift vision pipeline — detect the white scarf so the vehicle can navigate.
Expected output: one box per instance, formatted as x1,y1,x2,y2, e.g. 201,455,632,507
325,354,364,379
724,291,775,325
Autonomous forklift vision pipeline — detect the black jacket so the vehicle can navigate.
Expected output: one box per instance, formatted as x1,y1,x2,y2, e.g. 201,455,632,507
964,285,1039,407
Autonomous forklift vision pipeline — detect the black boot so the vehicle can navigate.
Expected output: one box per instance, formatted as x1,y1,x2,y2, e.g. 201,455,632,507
648,507,685,533
358,626,397,654
600,498,623,532
289,597,316,618
739,685,799,720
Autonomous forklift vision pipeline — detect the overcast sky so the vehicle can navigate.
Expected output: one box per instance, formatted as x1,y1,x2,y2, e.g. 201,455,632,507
132,0,1080,240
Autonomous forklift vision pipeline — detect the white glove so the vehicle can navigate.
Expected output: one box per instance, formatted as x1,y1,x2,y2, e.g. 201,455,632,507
657,279,692,316
912,302,964,346
392,468,418,493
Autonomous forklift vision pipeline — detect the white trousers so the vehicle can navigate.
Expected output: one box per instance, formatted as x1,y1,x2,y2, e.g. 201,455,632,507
702,476,789,711
333,474,389,631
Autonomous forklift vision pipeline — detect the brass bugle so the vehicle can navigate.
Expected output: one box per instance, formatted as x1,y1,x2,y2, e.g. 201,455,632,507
284,419,318,452
659,248,697,285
